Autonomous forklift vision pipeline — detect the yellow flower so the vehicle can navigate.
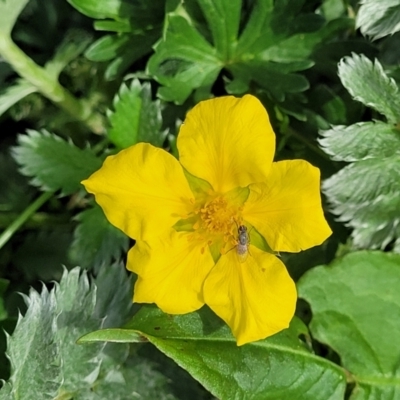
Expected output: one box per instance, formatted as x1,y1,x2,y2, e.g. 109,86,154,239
82,95,332,346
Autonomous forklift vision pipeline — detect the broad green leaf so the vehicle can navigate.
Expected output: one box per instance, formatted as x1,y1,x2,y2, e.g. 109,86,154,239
0,79,37,117
298,251,400,399
356,0,400,40
66,0,135,19
54,269,103,394
12,130,102,196
107,79,166,148
319,121,400,162
338,54,400,123
69,205,129,270
6,288,62,399
81,306,346,400
44,29,93,78
0,0,29,34
148,0,352,103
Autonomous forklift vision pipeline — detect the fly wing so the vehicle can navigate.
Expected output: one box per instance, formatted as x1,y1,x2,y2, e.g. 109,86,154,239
236,243,248,263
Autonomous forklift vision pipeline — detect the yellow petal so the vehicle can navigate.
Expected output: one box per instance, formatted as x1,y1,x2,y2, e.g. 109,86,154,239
127,229,214,314
244,160,332,252
178,95,275,193
82,143,194,241
203,247,296,346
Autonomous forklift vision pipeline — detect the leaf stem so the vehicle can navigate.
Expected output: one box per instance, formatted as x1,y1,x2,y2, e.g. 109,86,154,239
0,191,53,250
287,127,332,161
0,33,104,134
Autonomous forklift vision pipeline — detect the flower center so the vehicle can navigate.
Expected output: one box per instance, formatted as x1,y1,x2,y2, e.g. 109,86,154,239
197,196,237,235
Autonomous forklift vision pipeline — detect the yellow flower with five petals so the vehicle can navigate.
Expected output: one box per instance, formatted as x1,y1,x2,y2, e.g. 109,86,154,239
82,95,332,346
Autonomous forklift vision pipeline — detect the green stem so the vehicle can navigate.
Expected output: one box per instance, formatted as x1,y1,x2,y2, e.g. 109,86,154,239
287,128,332,161
0,33,104,133
0,191,53,250
0,212,71,229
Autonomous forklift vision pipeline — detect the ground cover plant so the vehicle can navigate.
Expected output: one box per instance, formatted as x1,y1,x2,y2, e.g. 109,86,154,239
0,0,400,399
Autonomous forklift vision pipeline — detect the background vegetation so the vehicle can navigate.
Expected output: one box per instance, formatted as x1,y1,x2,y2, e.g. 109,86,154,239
0,0,400,399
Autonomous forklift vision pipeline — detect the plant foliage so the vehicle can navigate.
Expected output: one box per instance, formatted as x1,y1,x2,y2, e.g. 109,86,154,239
1,0,400,399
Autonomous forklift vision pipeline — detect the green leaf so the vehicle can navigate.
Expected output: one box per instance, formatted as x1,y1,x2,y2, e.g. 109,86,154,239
338,53,400,123
323,155,400,249
94,263,134,328
298,251,400,399
12,130,102,196
69,205,129,270
72,0,165,79
320,0,346,21
44,29,93,78
85,29,160,80
93,20,131,32
319,121,400,162
1,268,105,398
78,355,180,400
82,306,346,399
85,34,131,62
54,269,103,394
0,79,37,117
148,0,351,103
79,328,143,343
322,54,400,250
327,156,400,204
66,0,135,19
1,266,161,399
0,0,29,34
6,288,62,399
0,383,12,399
108,79,166,148
356,0,400,40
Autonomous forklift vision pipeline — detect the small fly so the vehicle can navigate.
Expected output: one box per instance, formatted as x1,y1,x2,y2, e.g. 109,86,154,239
236,225,250,263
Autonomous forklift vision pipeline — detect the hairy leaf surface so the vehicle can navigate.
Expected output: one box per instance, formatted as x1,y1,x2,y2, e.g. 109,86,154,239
338,54,400,123
357,0,400,40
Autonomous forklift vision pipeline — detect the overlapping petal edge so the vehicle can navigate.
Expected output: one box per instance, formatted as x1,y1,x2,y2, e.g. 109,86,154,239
82,94,332,345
